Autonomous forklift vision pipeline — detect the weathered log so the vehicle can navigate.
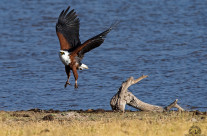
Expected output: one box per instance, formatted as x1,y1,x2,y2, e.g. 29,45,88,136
110,75,185,112
164,99,184,111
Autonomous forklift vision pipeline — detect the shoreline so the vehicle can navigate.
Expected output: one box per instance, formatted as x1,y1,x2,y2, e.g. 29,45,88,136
2,108,207,113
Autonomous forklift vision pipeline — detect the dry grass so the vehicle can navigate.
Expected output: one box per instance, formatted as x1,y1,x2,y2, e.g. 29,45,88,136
0,110,206,136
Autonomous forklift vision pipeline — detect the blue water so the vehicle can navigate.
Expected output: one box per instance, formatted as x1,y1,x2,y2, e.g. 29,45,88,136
0,0,207,111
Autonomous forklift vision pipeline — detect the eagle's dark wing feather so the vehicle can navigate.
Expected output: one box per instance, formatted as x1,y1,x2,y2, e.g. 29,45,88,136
73,26,113,59
56,6,81,50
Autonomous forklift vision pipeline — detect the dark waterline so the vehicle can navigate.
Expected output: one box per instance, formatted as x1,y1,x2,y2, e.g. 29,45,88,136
0,0,207,111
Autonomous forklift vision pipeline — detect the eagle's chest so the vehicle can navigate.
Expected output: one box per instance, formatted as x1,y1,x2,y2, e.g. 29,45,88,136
59,54,71,65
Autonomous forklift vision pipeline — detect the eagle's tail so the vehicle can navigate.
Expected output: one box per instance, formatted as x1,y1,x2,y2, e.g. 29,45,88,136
78,63,88,70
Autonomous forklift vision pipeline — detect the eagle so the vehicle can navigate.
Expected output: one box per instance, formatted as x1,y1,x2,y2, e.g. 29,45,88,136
56,6,114,88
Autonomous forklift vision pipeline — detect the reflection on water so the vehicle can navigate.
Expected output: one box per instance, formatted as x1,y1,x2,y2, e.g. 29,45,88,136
0,0,207,111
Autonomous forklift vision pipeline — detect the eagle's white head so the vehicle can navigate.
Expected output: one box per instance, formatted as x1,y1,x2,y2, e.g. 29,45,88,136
59,50,71,65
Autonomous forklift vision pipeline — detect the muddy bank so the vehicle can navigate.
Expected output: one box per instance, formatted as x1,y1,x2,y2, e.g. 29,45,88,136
27,108,207,114
0,108,206,123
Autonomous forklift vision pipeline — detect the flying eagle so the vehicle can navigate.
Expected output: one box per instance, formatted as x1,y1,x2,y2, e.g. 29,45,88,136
56,6,114,88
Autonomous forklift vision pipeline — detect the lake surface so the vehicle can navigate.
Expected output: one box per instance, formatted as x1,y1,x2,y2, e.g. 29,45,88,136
0,0,207,111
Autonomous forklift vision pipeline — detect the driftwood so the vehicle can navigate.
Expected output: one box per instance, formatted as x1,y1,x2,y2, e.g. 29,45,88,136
110,75,184,112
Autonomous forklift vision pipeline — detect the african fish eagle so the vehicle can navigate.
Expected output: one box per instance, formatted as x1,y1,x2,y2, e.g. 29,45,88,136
56,6,114,88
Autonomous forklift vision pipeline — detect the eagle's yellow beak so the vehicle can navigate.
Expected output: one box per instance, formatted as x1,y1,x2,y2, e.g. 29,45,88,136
60,52,65,55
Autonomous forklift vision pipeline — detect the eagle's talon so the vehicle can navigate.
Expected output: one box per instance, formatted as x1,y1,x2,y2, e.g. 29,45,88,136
74,84,78,89
64,82,71,88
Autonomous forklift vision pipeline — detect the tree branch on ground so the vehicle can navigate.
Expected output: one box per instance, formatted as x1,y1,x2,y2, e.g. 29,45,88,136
110,75,185,112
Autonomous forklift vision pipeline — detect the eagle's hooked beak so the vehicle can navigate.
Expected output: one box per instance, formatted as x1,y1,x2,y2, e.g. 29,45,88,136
60,52,65,55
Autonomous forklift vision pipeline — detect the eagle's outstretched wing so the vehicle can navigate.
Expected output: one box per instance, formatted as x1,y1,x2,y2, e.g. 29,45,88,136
56,6,81,51
71,25,115,59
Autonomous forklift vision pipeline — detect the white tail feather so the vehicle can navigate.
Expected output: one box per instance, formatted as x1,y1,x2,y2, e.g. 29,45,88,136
78,64,88,70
